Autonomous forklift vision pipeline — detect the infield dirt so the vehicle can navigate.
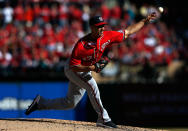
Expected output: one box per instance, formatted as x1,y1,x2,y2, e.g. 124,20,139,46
0,118,167,131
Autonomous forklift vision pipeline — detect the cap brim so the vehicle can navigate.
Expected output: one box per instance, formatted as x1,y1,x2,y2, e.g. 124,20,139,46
94,22,108,26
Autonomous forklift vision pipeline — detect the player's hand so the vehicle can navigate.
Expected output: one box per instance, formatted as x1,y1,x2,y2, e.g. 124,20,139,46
94,56,109,73
145,12,157,23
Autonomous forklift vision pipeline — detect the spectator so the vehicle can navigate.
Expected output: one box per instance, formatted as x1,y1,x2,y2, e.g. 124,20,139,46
2,2,14,26
50,4,59,25
14,2,24,26
58,3,68,27
0,0,186,83
41,4,50,24
24,4,34,27
33,2,42,25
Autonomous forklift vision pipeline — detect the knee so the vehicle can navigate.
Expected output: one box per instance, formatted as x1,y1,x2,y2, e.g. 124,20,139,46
67,101,78,109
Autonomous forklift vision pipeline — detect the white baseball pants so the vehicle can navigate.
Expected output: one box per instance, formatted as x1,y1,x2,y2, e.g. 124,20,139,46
38,59,111,123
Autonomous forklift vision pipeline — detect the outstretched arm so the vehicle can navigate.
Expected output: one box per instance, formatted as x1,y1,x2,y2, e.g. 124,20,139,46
125,12,157,37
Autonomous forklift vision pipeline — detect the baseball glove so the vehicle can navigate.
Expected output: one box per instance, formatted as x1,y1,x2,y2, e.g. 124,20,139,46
94,56,109,73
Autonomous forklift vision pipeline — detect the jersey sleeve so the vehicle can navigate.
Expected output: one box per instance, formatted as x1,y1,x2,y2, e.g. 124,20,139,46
69,56,81,66
110,30,128,43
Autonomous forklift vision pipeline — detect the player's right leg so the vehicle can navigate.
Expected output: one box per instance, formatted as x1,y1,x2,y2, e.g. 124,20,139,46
64,67,117,128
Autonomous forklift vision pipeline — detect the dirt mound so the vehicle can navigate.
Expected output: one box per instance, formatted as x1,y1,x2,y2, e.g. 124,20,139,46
0,118,165,131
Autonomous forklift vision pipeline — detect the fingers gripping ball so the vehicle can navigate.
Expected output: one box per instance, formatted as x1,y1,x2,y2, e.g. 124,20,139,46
94,57,109,73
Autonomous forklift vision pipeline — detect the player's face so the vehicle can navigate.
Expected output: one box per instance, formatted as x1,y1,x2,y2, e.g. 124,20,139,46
91,25,105,37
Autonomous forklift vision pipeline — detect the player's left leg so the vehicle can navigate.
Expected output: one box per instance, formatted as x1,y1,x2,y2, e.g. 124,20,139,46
38,82,86,110
25,82,86,115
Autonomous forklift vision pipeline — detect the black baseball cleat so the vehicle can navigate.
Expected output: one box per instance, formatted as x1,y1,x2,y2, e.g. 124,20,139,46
25,95,40,115
96,121,117,128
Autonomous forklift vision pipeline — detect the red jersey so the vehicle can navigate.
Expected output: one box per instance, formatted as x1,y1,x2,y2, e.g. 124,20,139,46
69,30,127,66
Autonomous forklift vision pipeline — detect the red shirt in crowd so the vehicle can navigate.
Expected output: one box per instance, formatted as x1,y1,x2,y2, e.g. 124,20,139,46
41,5,50,22
14,5,24,21
24,5,34,22
70,30,126,67
33,3,41,18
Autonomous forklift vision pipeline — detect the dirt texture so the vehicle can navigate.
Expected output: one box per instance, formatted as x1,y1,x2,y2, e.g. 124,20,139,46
0,118,166,131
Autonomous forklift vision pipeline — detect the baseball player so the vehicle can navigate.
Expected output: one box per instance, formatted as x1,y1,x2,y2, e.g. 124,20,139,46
25,13,157,128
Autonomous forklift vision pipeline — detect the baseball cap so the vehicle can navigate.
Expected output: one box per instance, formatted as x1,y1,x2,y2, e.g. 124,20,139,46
89,16,108,26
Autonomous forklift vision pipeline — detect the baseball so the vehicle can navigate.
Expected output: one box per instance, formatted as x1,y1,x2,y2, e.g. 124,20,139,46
158,7,164,13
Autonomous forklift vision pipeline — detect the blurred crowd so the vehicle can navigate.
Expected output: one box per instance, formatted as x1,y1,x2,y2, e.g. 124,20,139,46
0,0,187,83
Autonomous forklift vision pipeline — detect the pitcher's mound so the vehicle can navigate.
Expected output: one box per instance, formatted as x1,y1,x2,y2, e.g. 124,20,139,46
0,118,165,131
